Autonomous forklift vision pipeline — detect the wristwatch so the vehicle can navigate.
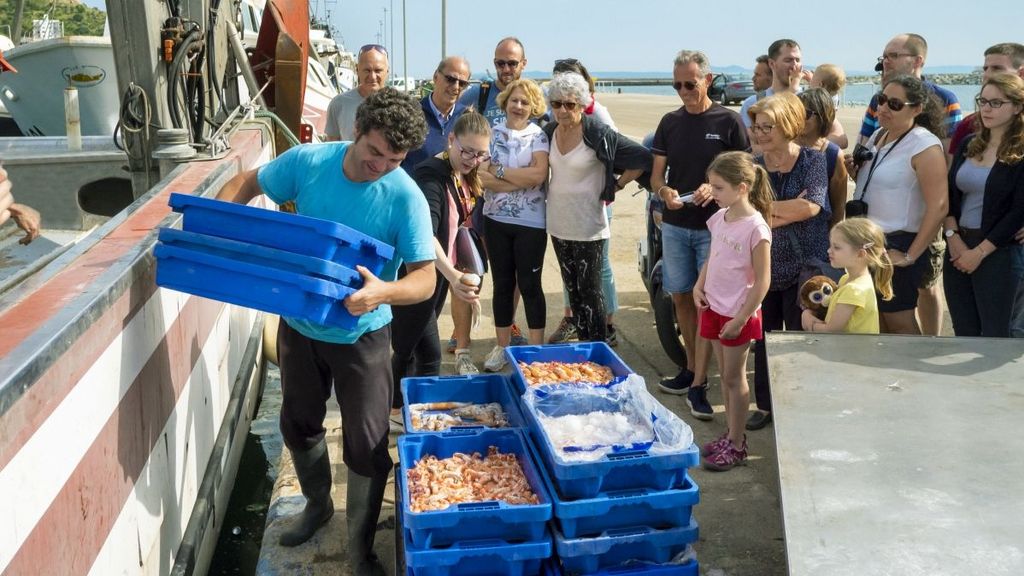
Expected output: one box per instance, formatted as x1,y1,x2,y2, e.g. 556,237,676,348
494,164,505,180
944,228,958,238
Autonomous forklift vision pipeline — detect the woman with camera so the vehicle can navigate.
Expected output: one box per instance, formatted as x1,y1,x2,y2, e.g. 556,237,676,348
848,74,948,335
942,73,1024,337
797,88,850,227
746,92,831,431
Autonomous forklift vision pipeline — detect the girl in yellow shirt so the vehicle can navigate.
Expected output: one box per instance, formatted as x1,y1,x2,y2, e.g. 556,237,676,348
802,218,893,334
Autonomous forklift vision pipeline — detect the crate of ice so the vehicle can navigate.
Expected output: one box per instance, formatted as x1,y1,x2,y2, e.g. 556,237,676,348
401,374,527,434
506,343,633,393
521,376,698,499
553,523,699,575
398,428,552,549
168,193,394,275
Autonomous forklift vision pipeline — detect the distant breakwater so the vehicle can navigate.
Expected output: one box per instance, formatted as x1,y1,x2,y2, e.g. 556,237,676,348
848,72,983,85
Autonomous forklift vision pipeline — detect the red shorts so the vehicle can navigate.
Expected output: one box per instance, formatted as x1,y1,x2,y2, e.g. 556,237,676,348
699,308,763,347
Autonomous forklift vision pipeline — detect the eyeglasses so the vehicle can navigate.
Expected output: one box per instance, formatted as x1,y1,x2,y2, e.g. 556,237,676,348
751,123,775,134
876,52,915,63
550,100,579,111
494,59,520,69
876,92,919,112
672,80,699,91
359,44,388,57
976,96,1011,109
453,138,491,163
441,73,470,89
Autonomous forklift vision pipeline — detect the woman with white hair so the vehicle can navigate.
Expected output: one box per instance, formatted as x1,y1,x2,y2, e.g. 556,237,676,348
541,72,651,341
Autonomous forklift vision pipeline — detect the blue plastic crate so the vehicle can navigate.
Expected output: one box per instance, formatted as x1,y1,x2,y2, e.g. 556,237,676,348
168,193,394,275
154,243,358,329
520,388,699,500
401,374,527,434
404,533,552,576
398,428,552,549
553,522,699,575
506,343,633,393
542,558,699,576
158,228,362,286
527,436,699,538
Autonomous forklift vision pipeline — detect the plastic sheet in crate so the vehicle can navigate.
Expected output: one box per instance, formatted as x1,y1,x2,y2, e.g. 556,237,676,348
154,243,359,329
401,374,527,434
553,523,699,575
398,428,552,549
158,228,362,286
168,193,394,275
542,558,699,575
506,343,633,393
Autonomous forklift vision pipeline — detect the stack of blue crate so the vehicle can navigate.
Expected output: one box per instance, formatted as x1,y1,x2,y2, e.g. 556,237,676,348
507,343,702,576
154,193,394,329
397,374,555,575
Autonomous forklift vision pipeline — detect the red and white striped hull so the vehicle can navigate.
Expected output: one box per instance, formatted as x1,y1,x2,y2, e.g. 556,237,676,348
0,125,275,575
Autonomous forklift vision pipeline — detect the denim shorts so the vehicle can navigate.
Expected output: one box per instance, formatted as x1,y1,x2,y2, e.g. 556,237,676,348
661,223,711,294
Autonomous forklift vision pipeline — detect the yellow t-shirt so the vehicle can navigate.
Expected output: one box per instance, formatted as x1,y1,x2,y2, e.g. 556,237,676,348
825,273,879,334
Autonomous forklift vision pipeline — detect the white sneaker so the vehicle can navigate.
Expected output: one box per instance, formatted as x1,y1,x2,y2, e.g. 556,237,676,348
454,349,479,375
483,345,508,372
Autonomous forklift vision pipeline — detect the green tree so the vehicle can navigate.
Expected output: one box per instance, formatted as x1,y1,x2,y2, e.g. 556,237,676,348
0,0,106,38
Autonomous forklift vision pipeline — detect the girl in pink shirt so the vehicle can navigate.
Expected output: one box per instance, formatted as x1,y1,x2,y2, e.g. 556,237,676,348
693,151,773,471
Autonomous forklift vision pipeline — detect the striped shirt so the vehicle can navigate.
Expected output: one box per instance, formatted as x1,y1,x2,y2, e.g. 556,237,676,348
858,80,962,141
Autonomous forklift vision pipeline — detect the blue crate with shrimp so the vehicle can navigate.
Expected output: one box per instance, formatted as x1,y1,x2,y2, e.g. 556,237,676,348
168,193,395,275
401,374,527,434
506,343,633,394
553,522,699,575
398,428,552,549
520,376,698,500
541,557,699,576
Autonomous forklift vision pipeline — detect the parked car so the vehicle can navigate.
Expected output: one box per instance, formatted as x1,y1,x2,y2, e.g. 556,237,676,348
708,74,755,106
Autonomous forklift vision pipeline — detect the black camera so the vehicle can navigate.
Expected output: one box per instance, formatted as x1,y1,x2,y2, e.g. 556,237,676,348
845,199,869,218
851,143,874,167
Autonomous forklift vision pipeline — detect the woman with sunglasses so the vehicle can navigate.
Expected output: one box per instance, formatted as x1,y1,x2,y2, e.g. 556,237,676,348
797,88,850,227
541,72,651,342
849,74,948,335
475,78,550,371
390,112,491,426
745,92,831,431
942,73,1024,337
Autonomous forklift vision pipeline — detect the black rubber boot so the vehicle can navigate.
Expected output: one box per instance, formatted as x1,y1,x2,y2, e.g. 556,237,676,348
346,469,389,576
278,439,335,547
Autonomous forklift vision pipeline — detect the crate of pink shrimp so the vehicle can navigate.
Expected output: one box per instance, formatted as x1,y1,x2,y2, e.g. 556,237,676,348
506,343,633,394
397,428,553,549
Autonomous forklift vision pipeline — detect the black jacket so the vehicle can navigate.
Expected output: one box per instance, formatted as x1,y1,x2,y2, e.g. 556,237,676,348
948,135,1024,247
412,156,466,256
542,114,653,203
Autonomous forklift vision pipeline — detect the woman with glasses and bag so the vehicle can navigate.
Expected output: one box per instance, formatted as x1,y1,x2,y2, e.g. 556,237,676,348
389,112,491,428
848,74,948,335
541,72,651,342
797,88,850,227
746,92,832,431
943,73,1024,337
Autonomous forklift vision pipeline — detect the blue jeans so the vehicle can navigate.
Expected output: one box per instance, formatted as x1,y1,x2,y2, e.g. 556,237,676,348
661,222,711,294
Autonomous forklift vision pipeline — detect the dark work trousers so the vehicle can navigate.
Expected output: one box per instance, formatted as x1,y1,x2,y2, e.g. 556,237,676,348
277,320,393,478
943,237,1016,337
390,273,450,409
484,216,548,329
552,237,607,342
752,285,803,412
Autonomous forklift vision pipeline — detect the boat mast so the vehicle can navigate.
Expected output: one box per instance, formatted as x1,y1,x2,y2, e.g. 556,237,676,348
12,0,25,43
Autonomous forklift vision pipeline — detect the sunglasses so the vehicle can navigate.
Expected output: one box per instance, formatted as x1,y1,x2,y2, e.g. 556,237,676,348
550,100,579,111
442,73,470,89
672,80,699,91
494,59,520,69
976,96,1011,109
554,58,580,69
805,108,819,120
359,44,388,57
454,138,491,163
876,92,919,112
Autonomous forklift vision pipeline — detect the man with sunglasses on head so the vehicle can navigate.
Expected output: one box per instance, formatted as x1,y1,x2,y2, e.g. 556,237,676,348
652,50,749,420
401,56,472,171
459,37,528,127
324,43,389,142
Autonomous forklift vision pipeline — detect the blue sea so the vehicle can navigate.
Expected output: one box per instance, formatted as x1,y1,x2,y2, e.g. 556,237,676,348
598,83,982,112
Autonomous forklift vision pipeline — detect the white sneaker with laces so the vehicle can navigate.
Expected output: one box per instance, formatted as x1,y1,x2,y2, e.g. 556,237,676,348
483,345,508,372
454,349,479,375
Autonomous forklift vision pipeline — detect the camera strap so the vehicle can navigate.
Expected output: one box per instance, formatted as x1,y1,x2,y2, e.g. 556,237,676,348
856,127,913,201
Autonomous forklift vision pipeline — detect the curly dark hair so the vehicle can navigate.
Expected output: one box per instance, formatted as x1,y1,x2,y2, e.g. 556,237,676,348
882,74,945,139
354,87,428,152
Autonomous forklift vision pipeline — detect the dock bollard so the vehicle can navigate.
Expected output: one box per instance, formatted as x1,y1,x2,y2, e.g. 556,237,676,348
64,87,81,151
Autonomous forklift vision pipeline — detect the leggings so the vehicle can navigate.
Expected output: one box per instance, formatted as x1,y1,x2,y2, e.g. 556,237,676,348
751,285,802,412
484,217,548,328
552,237,607,342
390,273,449,409
561,206,618,315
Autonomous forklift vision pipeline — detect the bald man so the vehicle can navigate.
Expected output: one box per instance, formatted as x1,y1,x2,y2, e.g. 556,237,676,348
459,37,527,127
324,44,389,142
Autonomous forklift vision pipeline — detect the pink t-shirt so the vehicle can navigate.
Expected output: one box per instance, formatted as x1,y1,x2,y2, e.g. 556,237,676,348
705,207,772,318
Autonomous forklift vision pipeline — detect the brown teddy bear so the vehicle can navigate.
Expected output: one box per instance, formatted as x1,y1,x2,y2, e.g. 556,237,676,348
799,275,838,321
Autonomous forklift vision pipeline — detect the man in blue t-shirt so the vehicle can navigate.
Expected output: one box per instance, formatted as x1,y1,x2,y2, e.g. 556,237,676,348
459,36,528,127
216,88,435,575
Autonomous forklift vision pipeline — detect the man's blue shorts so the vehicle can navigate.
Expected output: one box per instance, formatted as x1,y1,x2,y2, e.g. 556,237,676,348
661,222,711,294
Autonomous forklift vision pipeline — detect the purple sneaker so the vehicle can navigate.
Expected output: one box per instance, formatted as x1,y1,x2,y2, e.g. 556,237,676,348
700,432,731,457
703,437,748,471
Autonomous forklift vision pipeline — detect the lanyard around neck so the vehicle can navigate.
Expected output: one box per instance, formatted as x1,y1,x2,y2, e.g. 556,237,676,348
858,127,913,200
